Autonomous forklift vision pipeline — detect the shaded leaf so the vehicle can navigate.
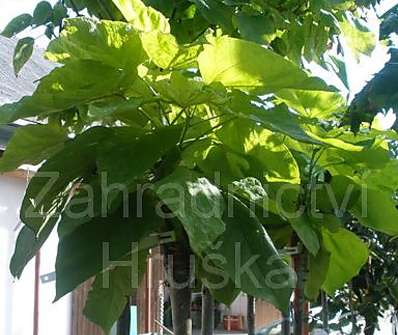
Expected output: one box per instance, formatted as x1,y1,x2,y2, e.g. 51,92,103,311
193,0,234,33
215,196,294,311
305,246,330,300
97,125,181,188
10,222,55,278
84,251,148,333
13,37,35,76
33,1,53,26
20,127,111,232
55,191,161,300
289,215,320,256
154,167,225,255
1,14,32,38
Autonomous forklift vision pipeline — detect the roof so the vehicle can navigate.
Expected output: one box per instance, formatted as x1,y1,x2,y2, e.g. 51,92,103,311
0,35,54,105
0,36,54,149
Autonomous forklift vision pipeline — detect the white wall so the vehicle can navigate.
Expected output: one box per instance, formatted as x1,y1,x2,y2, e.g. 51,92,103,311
0,175,71,335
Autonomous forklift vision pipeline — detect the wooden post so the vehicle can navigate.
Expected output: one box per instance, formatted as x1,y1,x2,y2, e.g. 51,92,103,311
201,286,214,335
293,250,309,335
163,233,192,335
247,296,256,335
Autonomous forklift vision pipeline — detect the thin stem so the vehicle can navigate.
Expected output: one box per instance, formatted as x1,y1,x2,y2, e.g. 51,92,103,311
171,108,186,126
182,117,236,149
138,108,159,128
178,109,193,147
159,104,170,126
189,113,227,127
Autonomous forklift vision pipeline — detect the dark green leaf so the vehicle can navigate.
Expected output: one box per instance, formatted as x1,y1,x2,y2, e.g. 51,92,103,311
10,222,55,278
97,125,181,189
215,196,293,311
196,255,240,306
193,0,234,33
33,1,53,26
13,37,35,76
289,215,320,256
55,191,161,300
154,167,225,255
1,14,32,38
20,127,111,232
52,2,68,26
83,251,148,333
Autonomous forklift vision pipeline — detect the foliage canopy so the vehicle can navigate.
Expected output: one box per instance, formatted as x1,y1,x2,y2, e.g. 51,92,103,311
1,0,398,333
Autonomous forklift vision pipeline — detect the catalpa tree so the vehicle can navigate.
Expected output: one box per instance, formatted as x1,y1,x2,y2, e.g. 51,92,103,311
1,1,398,335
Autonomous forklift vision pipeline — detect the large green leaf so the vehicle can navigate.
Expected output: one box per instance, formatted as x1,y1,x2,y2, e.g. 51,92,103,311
112,0,170,33
0,124,67,172
236,13,280,45
305,246,330,300
196,255,240,306
97,125,181,188
141,31,201,70
198,36,331,94
152,72,224,107
351,188,398,236
141,30,178,69
10,222,55,279
46,18,146,72
289,215,320,256
55,191,160,300
215,196,293,311
83,251,148,333
321,226,368,293
13,37,35,76
314,176,361,215
154,167,225,255
0,60,133,124
57,177,109,238
195,143,251,186
228,93,362,152
216,119,300,184
275,89,345,119
20,127,111,232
